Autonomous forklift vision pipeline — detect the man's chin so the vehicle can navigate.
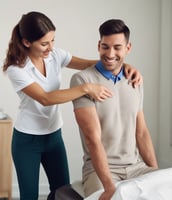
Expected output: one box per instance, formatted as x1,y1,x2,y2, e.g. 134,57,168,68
103,62,117,69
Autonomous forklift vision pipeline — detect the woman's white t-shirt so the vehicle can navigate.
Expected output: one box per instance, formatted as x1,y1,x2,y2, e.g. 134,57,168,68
7,48,72,135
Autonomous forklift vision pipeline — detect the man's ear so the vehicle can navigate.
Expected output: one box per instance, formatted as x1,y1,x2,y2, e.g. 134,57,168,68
22,39,31,48
98,40,101,51
126,42,132,54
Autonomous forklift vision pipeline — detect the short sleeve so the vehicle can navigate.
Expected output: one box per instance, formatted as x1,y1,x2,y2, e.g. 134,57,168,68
53,48,72,68
70,72,95,109
7,66,34,92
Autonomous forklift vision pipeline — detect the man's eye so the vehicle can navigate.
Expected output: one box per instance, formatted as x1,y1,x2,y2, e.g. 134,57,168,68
115,47,121,51
102,46,109,50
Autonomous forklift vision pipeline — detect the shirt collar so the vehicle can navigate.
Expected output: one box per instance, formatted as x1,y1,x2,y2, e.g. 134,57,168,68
95,61,124,83
24,49,54,70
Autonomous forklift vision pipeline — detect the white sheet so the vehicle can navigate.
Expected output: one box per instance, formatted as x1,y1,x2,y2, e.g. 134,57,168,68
84,168,172,200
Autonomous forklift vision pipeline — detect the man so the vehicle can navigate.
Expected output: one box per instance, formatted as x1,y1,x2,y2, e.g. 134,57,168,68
70,19,158,200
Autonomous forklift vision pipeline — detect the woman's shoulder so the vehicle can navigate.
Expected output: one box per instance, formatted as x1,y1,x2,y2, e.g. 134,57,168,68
46,48,72,66
49,48,71,58
7,58,34,73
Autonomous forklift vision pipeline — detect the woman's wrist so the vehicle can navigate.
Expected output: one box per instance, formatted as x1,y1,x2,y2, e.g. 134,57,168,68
81,83,90,95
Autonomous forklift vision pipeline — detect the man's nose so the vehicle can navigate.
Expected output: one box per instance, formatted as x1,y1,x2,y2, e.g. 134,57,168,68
106,48,115,58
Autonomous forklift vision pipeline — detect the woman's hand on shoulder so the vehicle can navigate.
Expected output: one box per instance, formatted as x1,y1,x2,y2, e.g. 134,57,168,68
124,64,143,88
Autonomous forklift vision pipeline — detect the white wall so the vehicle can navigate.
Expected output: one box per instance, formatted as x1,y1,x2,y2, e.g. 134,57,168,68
158,0,172,168
0,0,170,198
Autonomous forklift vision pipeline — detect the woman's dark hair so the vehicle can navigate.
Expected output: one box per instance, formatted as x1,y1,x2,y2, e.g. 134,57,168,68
99,19,130,43
3,11,56,71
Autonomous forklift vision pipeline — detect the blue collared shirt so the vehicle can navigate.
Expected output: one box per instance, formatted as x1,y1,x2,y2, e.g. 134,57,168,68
95,61,124,84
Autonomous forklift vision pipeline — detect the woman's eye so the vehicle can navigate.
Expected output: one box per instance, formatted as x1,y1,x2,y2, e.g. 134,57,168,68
41,43,48,47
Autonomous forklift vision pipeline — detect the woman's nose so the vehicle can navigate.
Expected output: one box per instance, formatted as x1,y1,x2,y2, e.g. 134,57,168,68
48,42,53,51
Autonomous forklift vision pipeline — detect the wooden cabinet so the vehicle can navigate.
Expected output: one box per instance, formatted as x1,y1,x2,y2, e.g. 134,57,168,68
0,117,13,200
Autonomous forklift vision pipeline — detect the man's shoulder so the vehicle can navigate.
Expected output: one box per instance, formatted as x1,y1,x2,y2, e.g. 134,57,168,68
77,65,96,75
72,65,97,79
70,65,97,86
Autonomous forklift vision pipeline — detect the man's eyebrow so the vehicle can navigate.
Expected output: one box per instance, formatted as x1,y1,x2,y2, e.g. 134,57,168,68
101,43,122,47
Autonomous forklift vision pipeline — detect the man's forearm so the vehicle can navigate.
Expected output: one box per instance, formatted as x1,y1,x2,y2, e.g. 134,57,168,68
86,139,116,198
137,131,158,168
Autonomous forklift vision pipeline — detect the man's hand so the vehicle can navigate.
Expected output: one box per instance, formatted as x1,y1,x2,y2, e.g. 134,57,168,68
98,184,116,200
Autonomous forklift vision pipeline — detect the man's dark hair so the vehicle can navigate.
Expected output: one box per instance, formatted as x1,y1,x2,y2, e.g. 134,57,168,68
99,19,130,43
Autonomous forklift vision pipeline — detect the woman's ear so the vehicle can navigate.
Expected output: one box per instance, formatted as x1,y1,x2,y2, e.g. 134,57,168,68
22,39,31,48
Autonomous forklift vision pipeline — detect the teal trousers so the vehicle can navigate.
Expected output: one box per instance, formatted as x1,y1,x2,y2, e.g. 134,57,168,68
12,128,69,200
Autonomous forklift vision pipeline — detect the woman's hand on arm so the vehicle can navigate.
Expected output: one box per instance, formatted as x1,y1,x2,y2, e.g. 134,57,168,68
84,83,113,102
21,82,113,106
124,63,143,88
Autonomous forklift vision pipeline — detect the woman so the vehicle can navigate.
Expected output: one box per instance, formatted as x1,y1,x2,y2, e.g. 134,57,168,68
2,11,141,200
